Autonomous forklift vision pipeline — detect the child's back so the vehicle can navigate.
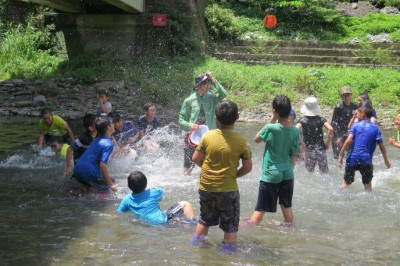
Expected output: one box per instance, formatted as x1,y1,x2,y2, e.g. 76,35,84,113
348,120,381,164
198,129,251,191
117,187,167,225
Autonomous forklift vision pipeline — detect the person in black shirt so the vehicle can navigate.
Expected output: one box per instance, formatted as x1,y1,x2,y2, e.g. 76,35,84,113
331,86,358,159
64,114,97,177
296,97,333,174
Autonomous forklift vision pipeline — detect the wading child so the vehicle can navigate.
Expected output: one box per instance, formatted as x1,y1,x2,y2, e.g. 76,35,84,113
244,95,300,227
37,108,75,148
296,97,333,174
138,102,160,138
191,100,252,251
64,114,97,177
331,86,358,159
389,114,400,149
49,136,69,158
96,89,112,115
116,171,195,225
338,103,391,191
72,116,118,192
108,111,140,147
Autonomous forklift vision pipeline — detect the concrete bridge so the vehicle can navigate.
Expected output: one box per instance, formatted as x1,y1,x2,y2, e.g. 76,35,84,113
26,0,144,13
7,0,207,58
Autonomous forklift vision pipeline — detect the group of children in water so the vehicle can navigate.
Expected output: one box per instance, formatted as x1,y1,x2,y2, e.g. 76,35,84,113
35,74,400,253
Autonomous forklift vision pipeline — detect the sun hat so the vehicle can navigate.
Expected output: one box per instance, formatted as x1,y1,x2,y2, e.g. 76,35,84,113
188,125,209,146
194,73,210,89
300,96,321,117
341,86,352,95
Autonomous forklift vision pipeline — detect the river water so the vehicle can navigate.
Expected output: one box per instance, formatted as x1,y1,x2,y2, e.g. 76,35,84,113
0,117,399,265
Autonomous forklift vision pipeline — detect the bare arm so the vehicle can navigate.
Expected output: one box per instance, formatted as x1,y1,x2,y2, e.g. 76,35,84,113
348,111,357,129
38,129,45,148
63,123,75,141
64,146,74,177
338,134,353,167
324,122,333,150
254,132,263,143
237,159,252,177
192,150,204,167
290,154,297,169
378,143,391,169
100,161,118,192
389,137,400,148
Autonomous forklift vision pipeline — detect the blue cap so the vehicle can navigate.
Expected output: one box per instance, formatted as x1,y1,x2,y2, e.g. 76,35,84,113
290,109,296,120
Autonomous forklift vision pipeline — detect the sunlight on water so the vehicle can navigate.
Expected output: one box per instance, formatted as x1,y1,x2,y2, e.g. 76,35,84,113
0,121,400,264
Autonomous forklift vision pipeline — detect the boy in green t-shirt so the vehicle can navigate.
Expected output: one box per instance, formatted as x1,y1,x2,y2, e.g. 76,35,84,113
244,95,300,227
49,136,69,158
191,100,252,253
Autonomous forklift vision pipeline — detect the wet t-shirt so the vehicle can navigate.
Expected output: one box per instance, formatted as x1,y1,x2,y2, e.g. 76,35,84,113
298,116,327,150
331,101,357,137
346,120,382,166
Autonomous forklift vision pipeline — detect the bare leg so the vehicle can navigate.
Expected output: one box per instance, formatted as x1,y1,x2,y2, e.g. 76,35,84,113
249,211,265,225
178,201,195,219
364,182,372,192
223,232,237,244
183,167,193,175
280,205,293,223
195,222,208,236
341,179,349,189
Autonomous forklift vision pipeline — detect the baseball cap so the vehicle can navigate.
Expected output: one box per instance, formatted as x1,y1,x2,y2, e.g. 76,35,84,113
341,86,352,95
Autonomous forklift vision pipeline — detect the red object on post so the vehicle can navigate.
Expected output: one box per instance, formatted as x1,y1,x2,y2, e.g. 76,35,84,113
263,15,277,29
153,14,167,27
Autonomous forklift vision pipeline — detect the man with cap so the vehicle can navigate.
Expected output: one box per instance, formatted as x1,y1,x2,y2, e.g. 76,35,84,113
178,71,227,175
331,86,358,159
296,96,333,174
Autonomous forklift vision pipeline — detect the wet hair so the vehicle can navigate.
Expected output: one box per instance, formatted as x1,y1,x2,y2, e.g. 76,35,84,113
95,116,112,135
49,136,62,145
143,102,156,112
82,114,96,130
40,108,52,117
215,100,238,126
108,111,121,123
127,171,147,194
358,92,373,108
98,89,109,97
272,95,291,118
358,101,374,118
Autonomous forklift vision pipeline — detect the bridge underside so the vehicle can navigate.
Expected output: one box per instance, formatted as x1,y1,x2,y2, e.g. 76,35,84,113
26,0,144,13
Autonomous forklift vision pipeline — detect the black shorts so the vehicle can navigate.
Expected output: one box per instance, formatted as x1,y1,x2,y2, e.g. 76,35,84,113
254,180,294,213
198,190,240,233
183,133,196,168
73,176,114,191
344,164,373,185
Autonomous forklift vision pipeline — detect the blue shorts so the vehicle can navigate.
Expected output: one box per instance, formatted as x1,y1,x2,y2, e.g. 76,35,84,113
254,180,294,213
198,190,240,233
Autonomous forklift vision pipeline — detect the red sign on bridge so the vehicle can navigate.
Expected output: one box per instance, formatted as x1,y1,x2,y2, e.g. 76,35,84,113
153,14,167,27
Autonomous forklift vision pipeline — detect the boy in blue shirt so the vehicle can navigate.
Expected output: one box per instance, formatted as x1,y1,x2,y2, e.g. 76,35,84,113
116,171,195,225
108,111,140,147
72,116,118,192
338,103,391,191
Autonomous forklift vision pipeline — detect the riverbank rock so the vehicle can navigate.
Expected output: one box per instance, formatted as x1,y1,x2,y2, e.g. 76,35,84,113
0,78,397,130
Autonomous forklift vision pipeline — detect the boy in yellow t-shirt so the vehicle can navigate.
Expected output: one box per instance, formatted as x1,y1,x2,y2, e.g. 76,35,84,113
37,108,75,148
191,100,252,253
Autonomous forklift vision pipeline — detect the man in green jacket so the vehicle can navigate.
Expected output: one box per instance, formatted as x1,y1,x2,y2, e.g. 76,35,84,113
178,71,228,175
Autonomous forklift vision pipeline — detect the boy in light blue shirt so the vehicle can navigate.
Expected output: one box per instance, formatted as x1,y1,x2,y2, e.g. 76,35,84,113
116,171,195,225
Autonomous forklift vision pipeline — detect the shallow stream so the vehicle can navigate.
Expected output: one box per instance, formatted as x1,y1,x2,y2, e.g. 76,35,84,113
0,117,399,265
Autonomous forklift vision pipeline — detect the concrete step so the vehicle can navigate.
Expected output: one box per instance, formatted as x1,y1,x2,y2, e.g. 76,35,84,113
213,52,400,65
217,46,400,58
224,59,400,69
